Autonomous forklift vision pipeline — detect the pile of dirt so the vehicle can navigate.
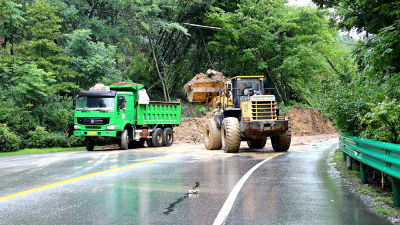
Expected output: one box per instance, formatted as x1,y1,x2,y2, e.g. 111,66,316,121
174,107,337,143
287,107,337,136
183,69,229,93
174,109,219,144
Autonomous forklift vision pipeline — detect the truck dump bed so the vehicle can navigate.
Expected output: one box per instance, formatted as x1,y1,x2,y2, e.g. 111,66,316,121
136,101,181,125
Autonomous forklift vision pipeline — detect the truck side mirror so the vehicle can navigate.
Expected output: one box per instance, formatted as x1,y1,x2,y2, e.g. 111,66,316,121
73,98,76,110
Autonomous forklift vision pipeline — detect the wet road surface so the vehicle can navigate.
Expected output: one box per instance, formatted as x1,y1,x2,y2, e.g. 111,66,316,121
0,138,391,225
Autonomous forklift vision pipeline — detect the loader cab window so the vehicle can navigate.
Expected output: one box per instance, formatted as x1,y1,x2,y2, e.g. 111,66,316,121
237,78,263,96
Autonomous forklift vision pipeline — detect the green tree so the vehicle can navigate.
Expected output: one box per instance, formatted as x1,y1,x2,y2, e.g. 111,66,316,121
314,0,400,142
0,0,25,51
66,29,121,89
16,0,80,94
203,1,344,105
8,64,55,104
0,0,25,87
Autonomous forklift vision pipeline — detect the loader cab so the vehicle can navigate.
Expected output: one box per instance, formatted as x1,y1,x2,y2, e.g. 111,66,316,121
231,76,264,108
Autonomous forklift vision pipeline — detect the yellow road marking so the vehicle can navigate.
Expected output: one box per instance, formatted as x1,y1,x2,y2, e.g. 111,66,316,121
0,153,192,202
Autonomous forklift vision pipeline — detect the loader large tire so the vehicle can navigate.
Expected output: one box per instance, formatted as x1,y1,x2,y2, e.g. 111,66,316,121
247,137,267,149
221,117,241,153
204,118,222,150
271,129,291,152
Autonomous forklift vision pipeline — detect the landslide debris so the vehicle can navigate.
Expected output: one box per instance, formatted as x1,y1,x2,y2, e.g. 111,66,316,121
287,107,336,136
174,107,337,144
183,69,229,93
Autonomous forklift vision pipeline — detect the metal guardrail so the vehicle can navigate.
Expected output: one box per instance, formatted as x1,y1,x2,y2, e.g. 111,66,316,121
339,132,400,207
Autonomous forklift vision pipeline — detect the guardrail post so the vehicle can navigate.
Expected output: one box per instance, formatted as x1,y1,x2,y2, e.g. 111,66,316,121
360,163,368,184
346,155,352,170
393,178,400,207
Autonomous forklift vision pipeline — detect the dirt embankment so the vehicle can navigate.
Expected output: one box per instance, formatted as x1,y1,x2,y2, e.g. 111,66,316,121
174,107,337,144
287,107,337,136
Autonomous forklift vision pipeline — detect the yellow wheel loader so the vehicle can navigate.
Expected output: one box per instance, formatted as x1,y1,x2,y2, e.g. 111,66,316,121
199,76,291,153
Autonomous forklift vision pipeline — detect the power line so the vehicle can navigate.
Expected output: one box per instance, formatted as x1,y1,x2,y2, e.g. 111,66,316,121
183,23,361,46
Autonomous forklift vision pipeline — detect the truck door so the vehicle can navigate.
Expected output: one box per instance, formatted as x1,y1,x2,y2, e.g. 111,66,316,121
124,95,134,121
117,94,134,124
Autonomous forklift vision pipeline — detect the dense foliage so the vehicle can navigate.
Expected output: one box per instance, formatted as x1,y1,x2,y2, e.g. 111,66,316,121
313,0,400,143
0,0,398,150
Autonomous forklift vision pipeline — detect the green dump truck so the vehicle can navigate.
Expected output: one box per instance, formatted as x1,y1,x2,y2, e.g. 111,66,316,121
73,83,181,151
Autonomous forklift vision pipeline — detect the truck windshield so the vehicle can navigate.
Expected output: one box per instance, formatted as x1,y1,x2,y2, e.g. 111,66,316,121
76,97,115,111
237,78,262,95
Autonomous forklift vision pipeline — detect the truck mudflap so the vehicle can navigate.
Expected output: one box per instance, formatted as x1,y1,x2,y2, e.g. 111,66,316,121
240,120,289,139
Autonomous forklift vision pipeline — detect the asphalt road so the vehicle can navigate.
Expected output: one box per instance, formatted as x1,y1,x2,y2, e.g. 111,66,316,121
0,138,391,225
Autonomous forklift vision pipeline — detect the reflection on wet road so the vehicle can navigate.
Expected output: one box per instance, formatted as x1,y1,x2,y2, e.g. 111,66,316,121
0,140,391,225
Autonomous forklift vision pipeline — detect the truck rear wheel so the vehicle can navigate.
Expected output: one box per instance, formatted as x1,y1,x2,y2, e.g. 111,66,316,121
152,128,163,147
162,128,173,146
247,137,267,148
121,129,129,150
146,139,153,147
204,118,222,150
221,117,241,153
85,137,94,151
271,130,291,152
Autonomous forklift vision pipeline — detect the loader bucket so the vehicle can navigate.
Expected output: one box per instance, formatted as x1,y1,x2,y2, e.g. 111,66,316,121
186,83,225,103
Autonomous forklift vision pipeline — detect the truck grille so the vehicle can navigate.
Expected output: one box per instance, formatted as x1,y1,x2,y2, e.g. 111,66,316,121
85,126,101,129
251,101,277,121
77,117,110,125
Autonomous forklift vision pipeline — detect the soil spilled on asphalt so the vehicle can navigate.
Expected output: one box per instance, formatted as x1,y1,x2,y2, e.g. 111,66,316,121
174,107,337,144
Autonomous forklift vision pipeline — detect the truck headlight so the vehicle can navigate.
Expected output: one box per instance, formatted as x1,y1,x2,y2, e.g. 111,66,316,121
74,125,80,130
106,125,116,130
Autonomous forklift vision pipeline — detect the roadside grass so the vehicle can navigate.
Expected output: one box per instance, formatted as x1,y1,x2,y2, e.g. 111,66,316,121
0,146,86,156
331,148,400,220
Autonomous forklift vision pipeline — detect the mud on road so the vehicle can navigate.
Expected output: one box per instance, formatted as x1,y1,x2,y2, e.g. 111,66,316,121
173,107,337,145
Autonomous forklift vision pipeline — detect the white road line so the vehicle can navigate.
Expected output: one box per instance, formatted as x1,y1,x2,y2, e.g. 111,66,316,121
213,154,282,225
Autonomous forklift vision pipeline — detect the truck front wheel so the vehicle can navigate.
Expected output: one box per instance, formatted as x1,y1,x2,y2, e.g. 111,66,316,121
204,118,222,150
271,130,291,152
120,129,129,150
85,137,94,151
221,117,241,153
152,128,163,147
247,137,267,149
162,128,173,146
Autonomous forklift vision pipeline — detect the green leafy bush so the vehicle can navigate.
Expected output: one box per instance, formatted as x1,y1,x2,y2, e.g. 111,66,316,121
69,136,85,147
321,75,384,136
360,98,400,143
0,124,21,152
47,132,68,147
0,98,40,142
25,126,49,148
26,126,68,148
